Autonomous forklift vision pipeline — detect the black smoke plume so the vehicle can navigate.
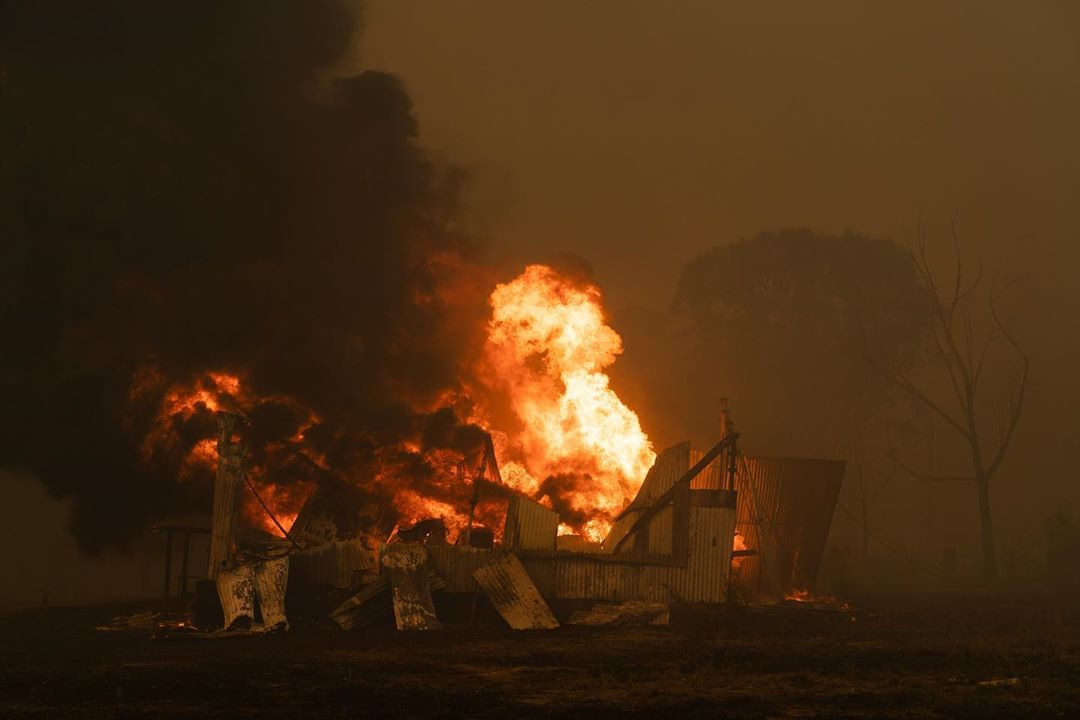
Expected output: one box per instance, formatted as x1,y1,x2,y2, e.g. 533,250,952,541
0,1,490,551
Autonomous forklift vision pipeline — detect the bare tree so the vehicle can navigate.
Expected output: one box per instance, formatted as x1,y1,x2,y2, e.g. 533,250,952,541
872,223,1029,581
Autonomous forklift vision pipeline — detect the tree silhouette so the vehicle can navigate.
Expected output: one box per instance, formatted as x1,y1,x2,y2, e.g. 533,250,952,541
871,223,1029,581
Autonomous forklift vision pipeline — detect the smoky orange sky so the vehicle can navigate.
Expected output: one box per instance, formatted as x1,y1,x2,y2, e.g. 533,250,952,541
358,1,1080,552
2,1,1077,608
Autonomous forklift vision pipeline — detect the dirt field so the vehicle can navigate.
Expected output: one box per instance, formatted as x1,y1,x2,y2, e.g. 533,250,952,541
1,592,1077,719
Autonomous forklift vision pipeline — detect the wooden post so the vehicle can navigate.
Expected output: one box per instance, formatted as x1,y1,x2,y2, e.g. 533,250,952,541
207,412,246,578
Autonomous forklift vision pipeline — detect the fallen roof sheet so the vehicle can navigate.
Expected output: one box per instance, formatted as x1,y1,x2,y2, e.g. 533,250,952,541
330,575,390,630
253,555,290,631
566,601,670,627
330,567,447,630
216,563,256,631
473,552,559,630
382,544,441,631
290,537,376,589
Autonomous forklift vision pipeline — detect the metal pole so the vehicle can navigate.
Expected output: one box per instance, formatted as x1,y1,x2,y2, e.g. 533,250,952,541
180,531,191,597
162,529,173,610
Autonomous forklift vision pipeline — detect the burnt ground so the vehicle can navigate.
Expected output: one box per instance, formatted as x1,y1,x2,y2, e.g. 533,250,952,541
1,592,1078,719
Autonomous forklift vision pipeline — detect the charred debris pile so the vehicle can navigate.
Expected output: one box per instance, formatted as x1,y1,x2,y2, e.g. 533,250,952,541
141,410,847,637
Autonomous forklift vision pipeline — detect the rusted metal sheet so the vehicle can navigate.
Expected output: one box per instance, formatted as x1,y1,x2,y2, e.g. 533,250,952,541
676,503,736,603
253,555,290,630
604,442,690,553
473,552,559,630
290,538,376,589
733,456,846,598
290,476,397,548
646,504,674,555
520,502,738,604
207,413,245,578
567,601,670,626
503,495,558,551
382,544,441,630
627,442,691,511
689,449,726,490
426,545,494,592
330,575,390,630
215,562,255,630
556,535,602,553
329,567,446,630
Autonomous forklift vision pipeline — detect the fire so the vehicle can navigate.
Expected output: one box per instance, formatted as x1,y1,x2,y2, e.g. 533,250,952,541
732,531,748,568
136,369,317,538
138,370,243,470
478,264,655,540
242,477,310,538
784,588,852,610
131,264,660,548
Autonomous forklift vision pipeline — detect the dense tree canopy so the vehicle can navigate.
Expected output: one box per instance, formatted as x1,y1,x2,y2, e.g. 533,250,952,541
672,229,929,456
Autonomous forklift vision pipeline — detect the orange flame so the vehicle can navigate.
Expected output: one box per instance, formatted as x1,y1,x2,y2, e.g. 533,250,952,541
732,531,748,568
479,264,654,540
133,265,661,546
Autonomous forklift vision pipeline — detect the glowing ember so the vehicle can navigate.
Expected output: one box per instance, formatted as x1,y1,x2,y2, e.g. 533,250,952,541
479,264,655,540
784,588,852,610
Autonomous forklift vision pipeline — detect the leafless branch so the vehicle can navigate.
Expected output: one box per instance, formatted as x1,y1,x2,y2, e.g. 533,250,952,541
870,350,971,440
984,282,1029,479
887,444,974,484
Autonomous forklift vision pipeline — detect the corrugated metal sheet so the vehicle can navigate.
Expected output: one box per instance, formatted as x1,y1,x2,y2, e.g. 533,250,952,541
426,545,494,592
215,563,255,630
689,448,727,490
473,553,559,629
253,556,290,630
604,442,690,552
290,481,398,549
504,495,558,551
677,504,735,602
733,456,846,599
520,503,737,604
556,535,602,553
628,442,691,510
382,544,441,630
290,538,375,588
330,575,390,630
567,601,669,626
646,504,674,555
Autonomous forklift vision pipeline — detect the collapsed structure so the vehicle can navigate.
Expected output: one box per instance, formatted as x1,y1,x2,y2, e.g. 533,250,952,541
197,409,845,633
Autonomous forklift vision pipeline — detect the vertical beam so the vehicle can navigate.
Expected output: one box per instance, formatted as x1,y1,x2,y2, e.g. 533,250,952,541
162,528,173,609
180,531,191,596
207,413,246,578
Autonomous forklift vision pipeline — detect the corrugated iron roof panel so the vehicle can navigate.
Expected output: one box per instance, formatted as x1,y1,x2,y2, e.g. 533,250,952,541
290,538,375,589
426,545,494,592
733,456,845,598
473,553,559,629
215,563,255,630
382,544,441,631
504,495,558,552
253,555,290,630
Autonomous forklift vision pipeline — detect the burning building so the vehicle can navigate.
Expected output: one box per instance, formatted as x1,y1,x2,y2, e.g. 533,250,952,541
140,263,844,633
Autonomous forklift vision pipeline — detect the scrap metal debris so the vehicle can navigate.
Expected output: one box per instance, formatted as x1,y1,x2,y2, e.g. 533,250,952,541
382,544,441,631
473,552,559,630
566,601,670,627
179,410,847,636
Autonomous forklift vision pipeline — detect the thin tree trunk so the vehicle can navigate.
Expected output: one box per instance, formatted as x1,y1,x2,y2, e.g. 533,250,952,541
975,477,998,581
